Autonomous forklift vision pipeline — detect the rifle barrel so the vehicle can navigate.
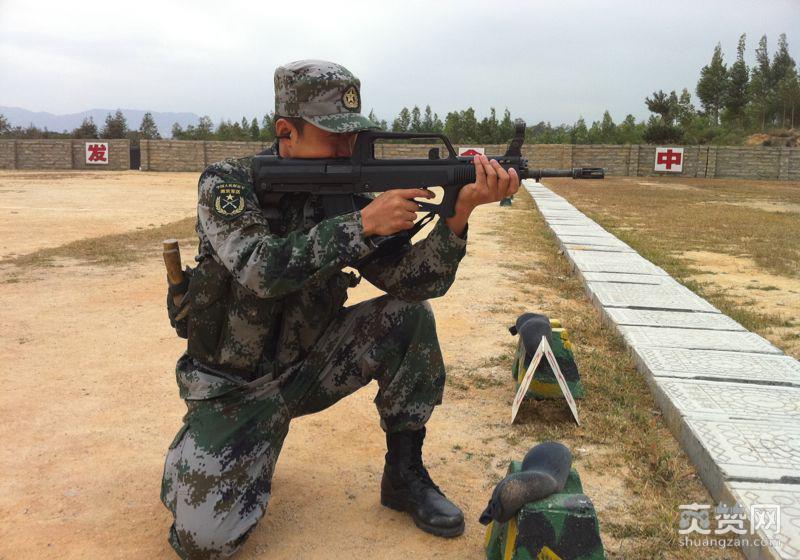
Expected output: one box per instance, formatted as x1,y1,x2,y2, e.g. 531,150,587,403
522,167,605,180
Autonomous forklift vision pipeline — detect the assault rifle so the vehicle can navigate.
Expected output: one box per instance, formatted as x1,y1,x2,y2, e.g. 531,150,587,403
251,120,603,219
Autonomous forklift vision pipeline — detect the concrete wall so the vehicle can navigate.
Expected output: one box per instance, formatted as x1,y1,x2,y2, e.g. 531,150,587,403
1,139,799,181
0,139,130,170
140,140,270,171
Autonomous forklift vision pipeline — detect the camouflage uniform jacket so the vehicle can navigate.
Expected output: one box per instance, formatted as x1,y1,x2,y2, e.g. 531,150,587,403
184,154,468,389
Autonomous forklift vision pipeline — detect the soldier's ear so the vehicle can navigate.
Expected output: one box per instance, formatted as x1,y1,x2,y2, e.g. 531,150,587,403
275,118,292,140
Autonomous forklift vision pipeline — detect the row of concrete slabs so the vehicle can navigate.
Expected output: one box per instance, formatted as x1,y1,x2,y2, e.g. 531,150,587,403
525,180,800,560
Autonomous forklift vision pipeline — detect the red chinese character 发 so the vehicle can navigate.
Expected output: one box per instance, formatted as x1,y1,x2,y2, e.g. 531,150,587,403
87,144,108,162
657,149,682,169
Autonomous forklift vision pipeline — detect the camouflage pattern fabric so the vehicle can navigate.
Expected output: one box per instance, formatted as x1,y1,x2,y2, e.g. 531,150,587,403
161,154,467,559
274,59,379,133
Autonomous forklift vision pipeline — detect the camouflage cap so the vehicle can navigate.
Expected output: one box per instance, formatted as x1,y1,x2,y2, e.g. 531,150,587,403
274,59,380,133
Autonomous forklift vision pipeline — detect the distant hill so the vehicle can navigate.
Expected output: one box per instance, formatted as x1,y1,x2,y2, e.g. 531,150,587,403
0,106,202,138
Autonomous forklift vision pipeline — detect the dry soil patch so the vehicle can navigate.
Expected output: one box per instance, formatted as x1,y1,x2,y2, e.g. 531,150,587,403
0,170,197,258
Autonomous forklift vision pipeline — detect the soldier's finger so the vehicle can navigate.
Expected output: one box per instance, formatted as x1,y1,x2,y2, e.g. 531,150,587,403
395,188,434,199
399,220,416,230
402,199,421,212
484,156,498,198
473,154,486,187
492,159,509,198
508,167,520,195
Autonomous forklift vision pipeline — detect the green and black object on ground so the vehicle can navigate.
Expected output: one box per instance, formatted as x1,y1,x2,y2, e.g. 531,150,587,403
510,313,585,400
483,443,605,560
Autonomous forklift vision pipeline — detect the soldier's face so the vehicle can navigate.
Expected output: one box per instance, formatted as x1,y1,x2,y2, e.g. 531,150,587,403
279,120,356,158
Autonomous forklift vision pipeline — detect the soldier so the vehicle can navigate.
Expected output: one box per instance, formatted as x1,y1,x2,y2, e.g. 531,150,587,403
161,59,519,559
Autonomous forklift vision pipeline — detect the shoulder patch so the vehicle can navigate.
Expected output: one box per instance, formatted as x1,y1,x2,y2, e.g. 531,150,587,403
212,183,247,220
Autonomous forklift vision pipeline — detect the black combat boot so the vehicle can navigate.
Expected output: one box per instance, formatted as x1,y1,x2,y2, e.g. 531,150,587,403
381,427,465,537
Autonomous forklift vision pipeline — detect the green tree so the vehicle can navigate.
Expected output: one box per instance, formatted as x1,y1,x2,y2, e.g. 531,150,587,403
696,43,729,124
195,116,214,140
599,110,617,143
260,112,276,140
249,118,260,140
410,106,422,132
392,107,411,132
771,34,798,128
215,120,231,140
617,114,644,144
498,109,515,142
461,107,478,142
101,109,128,138
776,72,800,129
0,114,10,135
725,34,749,125
676,88,697,128
73,117,99,139
171,122,185,139
749,35,772,130
645,90,678,125
138,112,161,139
571,117,589,144
587,119,603,143
431,112,443,133
365,109,388,130
421,106,434,131
478,108,499,143
643,115,683,144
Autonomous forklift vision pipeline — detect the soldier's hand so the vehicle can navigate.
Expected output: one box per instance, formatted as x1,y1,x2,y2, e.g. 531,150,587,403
361,189,434,237
457,154,520,210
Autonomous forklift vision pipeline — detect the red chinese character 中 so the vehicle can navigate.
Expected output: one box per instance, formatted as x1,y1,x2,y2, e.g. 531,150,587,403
657,149,682,170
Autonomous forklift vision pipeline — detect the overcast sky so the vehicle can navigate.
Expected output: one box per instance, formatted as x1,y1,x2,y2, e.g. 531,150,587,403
1,0,798,125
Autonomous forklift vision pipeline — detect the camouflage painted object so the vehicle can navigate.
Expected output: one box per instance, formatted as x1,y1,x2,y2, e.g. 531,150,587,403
479,442,572,524
484,462,605,560
511,317,585,400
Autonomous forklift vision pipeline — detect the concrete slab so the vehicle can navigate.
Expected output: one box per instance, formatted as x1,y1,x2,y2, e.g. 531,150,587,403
567,251,668,275
632,347,800,387
549,225,612,237
678,417,800,497
546,219,597,226
582,272,677,284
605,308,745,330
649,377,800,423
564,243,636,253
559,236,632,248
587,282,718,312
725,482,800,560
618,325,782,354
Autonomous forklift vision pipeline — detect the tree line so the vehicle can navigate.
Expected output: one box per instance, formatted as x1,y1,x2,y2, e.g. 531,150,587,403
1,33,795,146
644,32,799,144
0,109,162,143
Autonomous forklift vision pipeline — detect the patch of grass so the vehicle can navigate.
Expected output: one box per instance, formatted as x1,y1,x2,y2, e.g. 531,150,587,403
746,284,780,291
548,177,800,278
547,177,799,352
2,217,197,268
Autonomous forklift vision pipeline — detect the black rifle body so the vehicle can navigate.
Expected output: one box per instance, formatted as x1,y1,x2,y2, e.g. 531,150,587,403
252,122,603,218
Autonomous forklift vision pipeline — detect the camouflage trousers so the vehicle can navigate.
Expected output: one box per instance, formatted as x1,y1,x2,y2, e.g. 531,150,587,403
161,295,446,560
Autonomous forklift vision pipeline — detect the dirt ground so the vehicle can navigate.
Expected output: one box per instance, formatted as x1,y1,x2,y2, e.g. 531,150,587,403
0,171,738,560
0,171,197,259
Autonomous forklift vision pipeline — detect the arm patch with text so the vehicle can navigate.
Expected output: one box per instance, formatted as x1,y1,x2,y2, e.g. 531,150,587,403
212,183,247,220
